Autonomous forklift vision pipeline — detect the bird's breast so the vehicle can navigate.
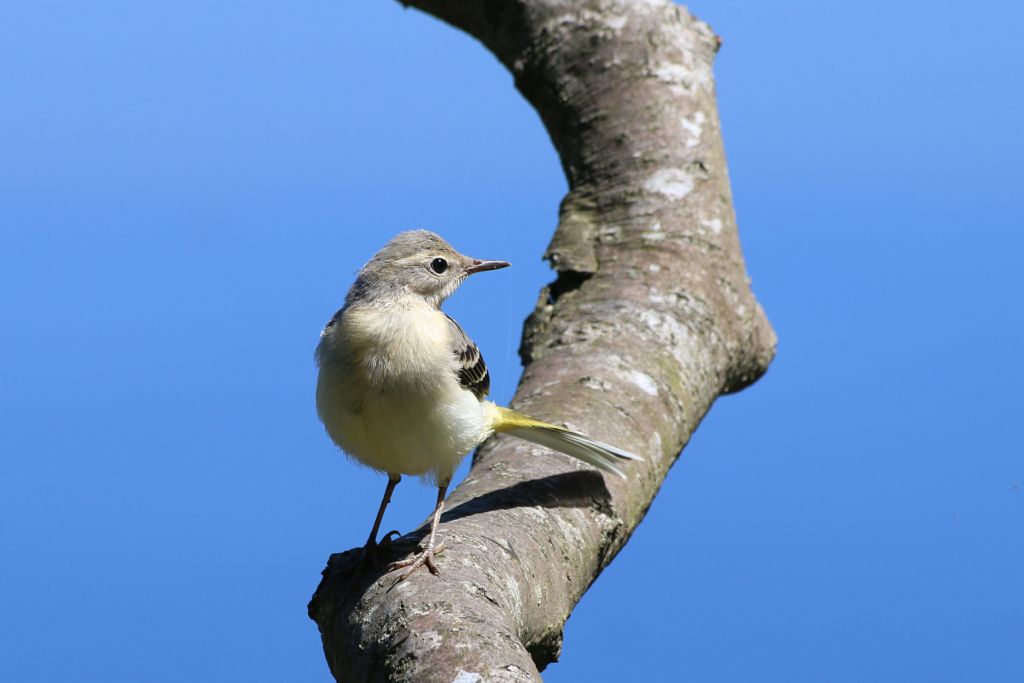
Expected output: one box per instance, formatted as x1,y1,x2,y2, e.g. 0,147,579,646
315,303,486,481
338,304,453,389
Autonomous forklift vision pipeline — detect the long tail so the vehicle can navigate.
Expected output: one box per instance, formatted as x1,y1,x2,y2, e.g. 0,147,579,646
491,406,643,479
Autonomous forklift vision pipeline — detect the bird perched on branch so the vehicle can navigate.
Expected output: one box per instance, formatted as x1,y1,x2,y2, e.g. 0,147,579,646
315,230,642,579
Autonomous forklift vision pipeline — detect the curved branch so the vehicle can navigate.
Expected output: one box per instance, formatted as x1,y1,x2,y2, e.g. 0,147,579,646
309,1,776,680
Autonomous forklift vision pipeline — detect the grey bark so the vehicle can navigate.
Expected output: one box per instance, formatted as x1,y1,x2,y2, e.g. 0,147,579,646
308,1,776,680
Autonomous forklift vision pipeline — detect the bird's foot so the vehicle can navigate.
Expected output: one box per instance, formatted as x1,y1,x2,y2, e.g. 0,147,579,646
363,529,402,564
387,540,447,580
345,530,403,589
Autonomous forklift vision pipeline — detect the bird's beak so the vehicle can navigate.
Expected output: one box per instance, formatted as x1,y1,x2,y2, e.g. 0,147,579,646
465,259,511,275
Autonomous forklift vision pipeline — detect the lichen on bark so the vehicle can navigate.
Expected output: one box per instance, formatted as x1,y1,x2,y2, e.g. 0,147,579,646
309,1,776,680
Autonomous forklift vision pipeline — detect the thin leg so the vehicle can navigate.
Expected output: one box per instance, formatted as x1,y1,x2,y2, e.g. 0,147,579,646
388,482,449,580
366,474,401,547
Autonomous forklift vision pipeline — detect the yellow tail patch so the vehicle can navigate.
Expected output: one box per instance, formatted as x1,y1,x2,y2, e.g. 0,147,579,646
487,406,641,479
491,406,556,432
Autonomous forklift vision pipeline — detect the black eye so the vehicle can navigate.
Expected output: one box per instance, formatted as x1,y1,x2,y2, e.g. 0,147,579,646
430,257,448,274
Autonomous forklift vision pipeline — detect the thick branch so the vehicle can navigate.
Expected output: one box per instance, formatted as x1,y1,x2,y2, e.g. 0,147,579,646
309,1,776,680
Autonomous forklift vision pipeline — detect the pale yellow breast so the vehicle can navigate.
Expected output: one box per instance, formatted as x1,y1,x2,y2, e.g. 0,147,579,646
340,304,452,387
316,302,488,482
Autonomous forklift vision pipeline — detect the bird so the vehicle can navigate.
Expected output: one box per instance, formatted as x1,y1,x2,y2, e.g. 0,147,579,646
315,230,643,579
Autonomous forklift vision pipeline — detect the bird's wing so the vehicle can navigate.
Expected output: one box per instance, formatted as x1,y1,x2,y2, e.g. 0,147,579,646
443,313,490,401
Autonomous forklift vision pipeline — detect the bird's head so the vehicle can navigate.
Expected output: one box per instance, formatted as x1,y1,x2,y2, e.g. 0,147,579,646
347,230,510,307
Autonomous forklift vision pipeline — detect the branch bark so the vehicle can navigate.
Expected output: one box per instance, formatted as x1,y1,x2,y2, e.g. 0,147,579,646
309,1,776,680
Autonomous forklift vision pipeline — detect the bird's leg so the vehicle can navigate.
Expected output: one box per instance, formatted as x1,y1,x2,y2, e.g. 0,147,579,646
362,475,401,562
388,482,449,580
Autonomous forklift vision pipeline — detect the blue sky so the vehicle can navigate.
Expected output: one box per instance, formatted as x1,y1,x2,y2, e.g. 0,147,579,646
1,1,1021,681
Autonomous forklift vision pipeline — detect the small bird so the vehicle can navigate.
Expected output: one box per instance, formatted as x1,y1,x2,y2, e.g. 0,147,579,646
315,230,642,579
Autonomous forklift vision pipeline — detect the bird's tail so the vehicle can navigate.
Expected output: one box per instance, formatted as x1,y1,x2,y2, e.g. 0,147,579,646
490,406,643,479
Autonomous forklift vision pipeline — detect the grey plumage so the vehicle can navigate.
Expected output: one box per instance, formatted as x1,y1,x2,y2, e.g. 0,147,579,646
343,230,470,309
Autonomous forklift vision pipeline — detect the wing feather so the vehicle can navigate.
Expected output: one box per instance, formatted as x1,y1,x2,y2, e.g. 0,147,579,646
444,313,490,400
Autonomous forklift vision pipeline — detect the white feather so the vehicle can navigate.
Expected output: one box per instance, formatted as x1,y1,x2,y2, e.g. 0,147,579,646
500,425,642,479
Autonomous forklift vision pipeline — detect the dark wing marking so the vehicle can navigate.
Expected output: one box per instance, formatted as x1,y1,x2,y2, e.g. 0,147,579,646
444,313,490,400
321,307,343,336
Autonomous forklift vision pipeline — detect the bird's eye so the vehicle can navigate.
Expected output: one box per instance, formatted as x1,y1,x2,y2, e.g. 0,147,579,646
430,257,449,274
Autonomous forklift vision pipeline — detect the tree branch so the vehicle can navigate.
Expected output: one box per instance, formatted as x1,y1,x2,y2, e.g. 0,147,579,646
309,1,776,680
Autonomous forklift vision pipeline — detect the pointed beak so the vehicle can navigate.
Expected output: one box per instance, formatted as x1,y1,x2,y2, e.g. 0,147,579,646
465,258,511,275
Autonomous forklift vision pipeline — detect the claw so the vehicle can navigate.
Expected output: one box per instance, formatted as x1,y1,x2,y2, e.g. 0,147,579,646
361,529,403,564
388,540,447,581
379,530,402,546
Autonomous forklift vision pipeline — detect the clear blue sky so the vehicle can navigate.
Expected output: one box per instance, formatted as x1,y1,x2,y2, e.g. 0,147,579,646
2,1,1021,681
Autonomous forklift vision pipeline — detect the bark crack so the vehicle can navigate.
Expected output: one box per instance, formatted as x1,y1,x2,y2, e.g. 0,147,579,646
545,270,594,305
